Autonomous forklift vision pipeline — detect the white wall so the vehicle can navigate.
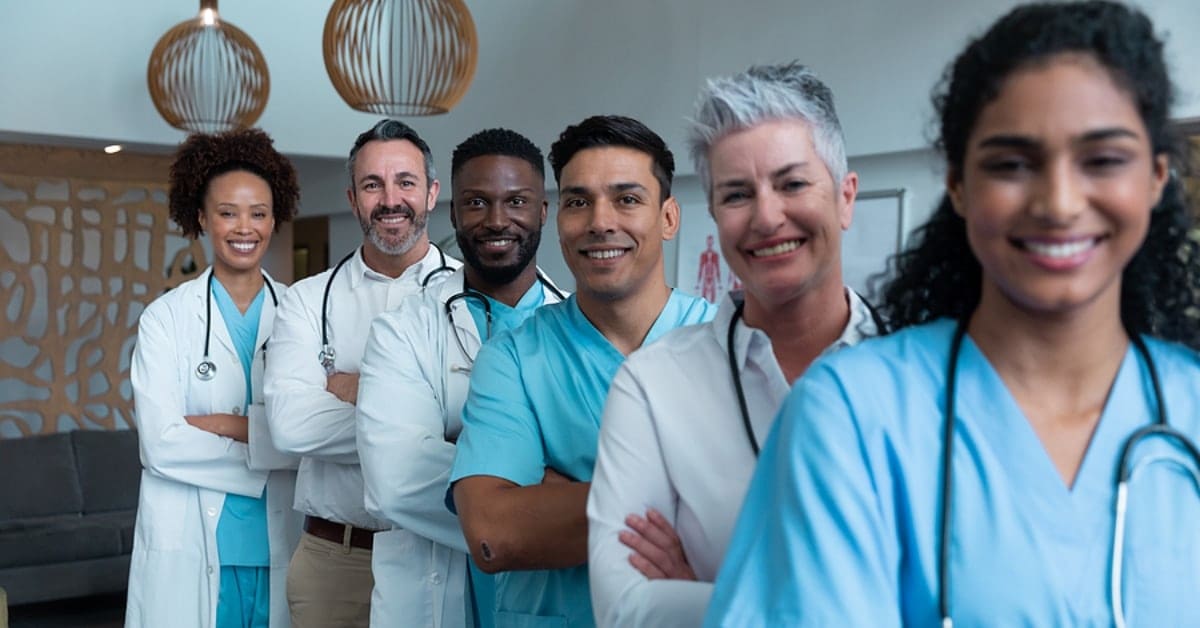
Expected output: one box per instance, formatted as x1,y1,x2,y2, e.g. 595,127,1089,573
4,0,1197,181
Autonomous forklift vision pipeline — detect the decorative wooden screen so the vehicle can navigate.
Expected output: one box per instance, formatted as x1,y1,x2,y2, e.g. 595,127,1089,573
0,149,204,437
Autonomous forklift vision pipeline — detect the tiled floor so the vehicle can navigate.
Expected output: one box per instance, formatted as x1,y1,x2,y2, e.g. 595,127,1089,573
8,593,124,628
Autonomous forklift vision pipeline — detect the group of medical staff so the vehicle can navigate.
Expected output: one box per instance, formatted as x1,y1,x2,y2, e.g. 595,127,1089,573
125,1,1200,627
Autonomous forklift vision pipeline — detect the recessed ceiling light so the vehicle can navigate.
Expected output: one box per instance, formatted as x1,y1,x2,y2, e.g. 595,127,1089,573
104,145,123,154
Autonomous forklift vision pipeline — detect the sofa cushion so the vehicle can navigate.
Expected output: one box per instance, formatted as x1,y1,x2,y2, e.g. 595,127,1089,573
88,510,137,553
0,433,83,520
0,519,122,568
71,428,141,513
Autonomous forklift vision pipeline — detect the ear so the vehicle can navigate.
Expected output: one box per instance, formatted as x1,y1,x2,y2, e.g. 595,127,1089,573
346,187,357,215
946,172,965,217
661,196,681,241
196,206,208,235
1149,153,1170,208
837,171,859,231
448,200,458,229
540,199,549,226
425,179,441,212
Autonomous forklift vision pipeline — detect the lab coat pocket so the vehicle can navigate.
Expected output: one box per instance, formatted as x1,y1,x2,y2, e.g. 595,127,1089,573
493,612,568,628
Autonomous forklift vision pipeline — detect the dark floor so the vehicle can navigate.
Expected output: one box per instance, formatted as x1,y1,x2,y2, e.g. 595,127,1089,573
8,592,124,628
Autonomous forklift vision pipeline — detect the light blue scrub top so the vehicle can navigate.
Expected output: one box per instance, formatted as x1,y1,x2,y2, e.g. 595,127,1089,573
212,280,269,567
450,290,715,628
462,280,546,628
464,279,546,344
705,319,1200,627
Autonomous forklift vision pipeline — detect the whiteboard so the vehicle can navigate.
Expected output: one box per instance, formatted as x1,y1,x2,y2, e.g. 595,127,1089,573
674,187,906,303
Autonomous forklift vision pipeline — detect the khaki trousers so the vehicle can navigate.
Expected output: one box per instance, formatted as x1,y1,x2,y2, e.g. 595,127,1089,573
286,532,374,628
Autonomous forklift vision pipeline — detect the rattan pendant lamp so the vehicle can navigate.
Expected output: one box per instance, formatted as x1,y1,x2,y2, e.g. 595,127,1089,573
323,0,478,116
147,0,270,133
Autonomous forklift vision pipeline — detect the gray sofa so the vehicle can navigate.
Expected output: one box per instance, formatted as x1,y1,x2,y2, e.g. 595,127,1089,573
0,429,140,606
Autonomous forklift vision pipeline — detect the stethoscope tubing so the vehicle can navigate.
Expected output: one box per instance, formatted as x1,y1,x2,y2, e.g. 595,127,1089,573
196,269,278,381
443,270,566,367
727,291,886,457
318,244,454,372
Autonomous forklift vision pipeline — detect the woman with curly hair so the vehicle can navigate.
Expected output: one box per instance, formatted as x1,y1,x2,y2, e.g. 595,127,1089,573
706,2,1200,625
126,128,302,628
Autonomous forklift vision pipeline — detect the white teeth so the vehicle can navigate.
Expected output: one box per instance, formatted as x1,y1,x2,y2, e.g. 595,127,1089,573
378,215,408,224
484,239,515,247
230,242,256,253
1024,239,1094,258
750,240,802,257
586,249,626,260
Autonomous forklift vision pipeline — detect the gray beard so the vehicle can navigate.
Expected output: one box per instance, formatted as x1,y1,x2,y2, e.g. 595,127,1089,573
360,206,428,256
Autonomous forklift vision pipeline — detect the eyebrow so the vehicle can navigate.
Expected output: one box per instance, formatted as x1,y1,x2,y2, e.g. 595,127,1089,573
458,185,537,196
713,162,809,190
359,171,420,184
977,127,1141,150
217,201,270,208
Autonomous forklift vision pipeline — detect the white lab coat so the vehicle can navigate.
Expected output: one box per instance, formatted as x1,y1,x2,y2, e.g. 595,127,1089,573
357,268,564,628
126,269,302,628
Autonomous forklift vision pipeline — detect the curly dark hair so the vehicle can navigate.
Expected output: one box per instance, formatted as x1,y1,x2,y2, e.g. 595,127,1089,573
548,115,675,202
877,1,1200,348
168,128,300,238
451,128,545,181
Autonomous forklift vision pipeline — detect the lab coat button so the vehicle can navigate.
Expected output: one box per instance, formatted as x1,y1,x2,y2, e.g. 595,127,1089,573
207,507,217,517
232,406,241,415
431,572,441,585
207,566,214,575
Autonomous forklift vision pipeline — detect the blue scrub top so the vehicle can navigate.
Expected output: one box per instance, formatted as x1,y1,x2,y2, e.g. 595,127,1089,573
464,279,546,345
211,279,269,567
706,319,1200,627
451,290,715,628
463,280,546,628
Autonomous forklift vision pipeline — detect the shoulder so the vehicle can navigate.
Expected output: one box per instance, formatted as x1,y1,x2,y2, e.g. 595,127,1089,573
142,275,204,322
626,320,715,371
372,289,441,336
669,291,719,325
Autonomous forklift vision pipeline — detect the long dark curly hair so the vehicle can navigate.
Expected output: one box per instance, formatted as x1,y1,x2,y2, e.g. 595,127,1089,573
168,128,300,238
876,1,1200,348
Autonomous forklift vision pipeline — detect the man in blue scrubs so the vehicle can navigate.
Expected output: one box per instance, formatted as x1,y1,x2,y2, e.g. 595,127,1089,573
449,115,716,627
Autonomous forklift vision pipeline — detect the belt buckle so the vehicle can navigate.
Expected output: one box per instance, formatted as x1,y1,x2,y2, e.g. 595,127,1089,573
341,523,353,554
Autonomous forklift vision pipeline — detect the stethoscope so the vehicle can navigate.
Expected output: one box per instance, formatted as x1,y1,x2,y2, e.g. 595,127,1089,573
195,271,279,381
444,271,566,368
727,293,887,456
937,318,1200,628
318,244,455,374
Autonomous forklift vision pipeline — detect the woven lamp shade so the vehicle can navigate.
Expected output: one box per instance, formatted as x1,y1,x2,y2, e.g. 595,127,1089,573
324,0,478,116
147,0,270,133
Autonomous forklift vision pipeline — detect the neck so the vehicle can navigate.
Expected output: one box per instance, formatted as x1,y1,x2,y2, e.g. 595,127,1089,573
576,280,672,357
362,237,431,279
743,278,849,383
968,281,1128,397
212,263,264,312
466,262,540,308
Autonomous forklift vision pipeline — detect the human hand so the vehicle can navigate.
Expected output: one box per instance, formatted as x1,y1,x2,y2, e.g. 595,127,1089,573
326,372,360,405
619,508,696,580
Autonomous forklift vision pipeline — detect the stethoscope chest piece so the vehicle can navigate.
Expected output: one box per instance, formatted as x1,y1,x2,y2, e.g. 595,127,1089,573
319,346,336,375
195,359,217,381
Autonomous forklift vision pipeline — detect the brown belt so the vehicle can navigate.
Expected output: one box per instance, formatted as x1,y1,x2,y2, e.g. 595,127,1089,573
303,515,377,551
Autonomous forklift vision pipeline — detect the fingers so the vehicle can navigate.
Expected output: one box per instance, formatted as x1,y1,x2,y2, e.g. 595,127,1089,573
626,512,679,552
620,530,668,579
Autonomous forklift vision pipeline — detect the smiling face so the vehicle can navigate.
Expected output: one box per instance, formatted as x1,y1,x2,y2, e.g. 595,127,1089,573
707,119,856,308
451,154,547,286
197,169,275,275
348,138,439,258
949,53,1168,318
556,146,679,302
